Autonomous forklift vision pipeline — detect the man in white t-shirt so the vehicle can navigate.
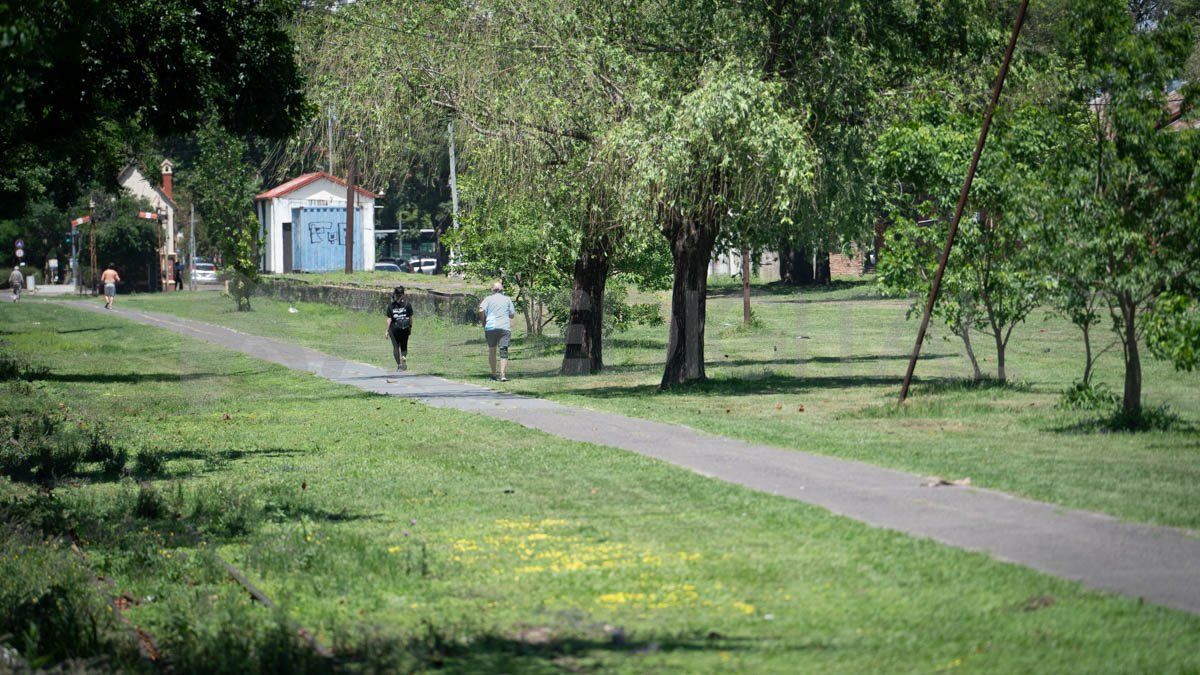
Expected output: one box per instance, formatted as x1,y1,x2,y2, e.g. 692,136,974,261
477,281,516,381
8,266,23,303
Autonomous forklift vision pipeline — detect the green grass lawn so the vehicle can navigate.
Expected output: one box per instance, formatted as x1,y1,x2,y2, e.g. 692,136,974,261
2,302,1199,673
106,281,1200,532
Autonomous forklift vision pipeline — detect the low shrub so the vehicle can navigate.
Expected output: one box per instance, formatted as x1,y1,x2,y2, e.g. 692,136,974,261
0,413,87,484
131,450,165,478
188,483,262,537
0,532,140,670
1058,381,1119,411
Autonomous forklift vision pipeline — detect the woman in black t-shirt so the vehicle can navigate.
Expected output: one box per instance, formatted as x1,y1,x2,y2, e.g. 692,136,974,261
385,286,414,370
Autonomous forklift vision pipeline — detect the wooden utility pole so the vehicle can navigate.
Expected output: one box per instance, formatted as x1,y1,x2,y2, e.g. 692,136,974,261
448,120,460,273
88,198,97,295
189,203,196,291
155,211,164,291
898,0,1029,404
344,154,356,273
741,248,752,325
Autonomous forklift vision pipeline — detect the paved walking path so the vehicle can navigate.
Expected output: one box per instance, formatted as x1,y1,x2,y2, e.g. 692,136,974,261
67,301,1200,615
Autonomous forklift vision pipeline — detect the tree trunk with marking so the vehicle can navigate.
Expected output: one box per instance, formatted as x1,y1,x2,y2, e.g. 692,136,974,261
561,244,610,375
661,213,718,389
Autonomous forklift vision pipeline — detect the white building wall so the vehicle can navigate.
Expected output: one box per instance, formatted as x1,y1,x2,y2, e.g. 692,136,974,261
259,177,375,273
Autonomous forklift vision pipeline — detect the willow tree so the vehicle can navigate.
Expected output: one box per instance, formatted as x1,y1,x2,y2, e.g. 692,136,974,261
616,63,815,387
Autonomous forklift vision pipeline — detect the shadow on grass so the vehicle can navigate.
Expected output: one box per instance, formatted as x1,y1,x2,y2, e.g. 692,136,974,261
515,352,953,382
1049,406,1195,435
908,377,1033,396
33,370,262,384
547,373,922,399
342,624,761,673
54,326,115,334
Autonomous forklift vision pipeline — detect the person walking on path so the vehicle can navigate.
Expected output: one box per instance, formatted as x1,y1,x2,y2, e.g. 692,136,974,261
8,266,23,304
100,263,120,310
384,286,414,371
173,260,183,291
478,281,516,381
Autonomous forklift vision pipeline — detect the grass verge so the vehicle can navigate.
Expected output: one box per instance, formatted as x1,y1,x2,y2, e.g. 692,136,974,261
1,302,1199,671
105,283,1200,532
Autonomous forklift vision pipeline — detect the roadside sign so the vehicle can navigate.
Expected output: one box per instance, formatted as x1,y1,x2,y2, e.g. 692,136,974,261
15,249,24,258
137,211,158,220
15,239,23,248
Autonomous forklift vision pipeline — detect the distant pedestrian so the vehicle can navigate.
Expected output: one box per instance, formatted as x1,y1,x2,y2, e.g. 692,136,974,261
385,286,414,371
478,281,516,381
100,263,120,310
173,260,183,291
8,266,23,304
48,257,58,284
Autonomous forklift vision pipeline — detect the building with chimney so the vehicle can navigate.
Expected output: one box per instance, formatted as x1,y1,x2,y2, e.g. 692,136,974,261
117,159,178,289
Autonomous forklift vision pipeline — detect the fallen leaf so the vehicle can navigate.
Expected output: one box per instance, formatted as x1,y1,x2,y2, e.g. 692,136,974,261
797,405,805,412
774,403,783,411
221,413,231,421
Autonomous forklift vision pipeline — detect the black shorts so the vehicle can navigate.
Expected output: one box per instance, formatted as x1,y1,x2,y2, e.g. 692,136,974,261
485,328,511,357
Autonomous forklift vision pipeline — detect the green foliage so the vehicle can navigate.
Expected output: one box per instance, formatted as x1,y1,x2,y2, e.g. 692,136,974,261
0,0,306,217
1038,0,1200,414
131,449,165,479
875,93,1067,382
618,60,815,242
191,120,261,311
0,412,87,485
1144,293,1200,372
92,191,160,288
1058,381,1119,411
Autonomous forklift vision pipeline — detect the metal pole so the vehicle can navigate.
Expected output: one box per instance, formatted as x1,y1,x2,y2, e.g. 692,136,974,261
189,203,196,291
898,0,1029,404
345,154,356,274
70,230,77,292
327,105,334,175
88,199,97,295
448,120,460,273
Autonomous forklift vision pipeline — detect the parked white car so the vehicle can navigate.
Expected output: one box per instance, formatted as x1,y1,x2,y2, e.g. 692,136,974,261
410,258,438,275
191,262,219,284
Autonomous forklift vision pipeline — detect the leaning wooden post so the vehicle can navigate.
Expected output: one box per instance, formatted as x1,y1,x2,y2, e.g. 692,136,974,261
898,0,1029,404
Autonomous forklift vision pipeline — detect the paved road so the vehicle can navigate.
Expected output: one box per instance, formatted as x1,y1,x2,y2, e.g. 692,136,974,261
65,301,1200,615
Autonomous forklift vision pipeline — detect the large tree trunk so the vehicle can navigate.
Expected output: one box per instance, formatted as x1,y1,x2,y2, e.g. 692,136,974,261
1119,293,1142,417
779,246,814,285
561,245,610,375
661,217,717,389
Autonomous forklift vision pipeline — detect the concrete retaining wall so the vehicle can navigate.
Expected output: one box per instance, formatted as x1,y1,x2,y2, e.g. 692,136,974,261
257,278,480,324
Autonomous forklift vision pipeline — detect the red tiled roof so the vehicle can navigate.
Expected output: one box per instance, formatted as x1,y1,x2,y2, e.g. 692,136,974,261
255,171,380,200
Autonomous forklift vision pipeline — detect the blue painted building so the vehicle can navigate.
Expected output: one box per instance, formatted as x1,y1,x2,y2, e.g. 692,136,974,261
289,206,365,272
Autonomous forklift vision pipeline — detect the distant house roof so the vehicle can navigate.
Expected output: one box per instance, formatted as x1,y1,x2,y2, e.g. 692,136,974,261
117,161,177,209
255,171,381,201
